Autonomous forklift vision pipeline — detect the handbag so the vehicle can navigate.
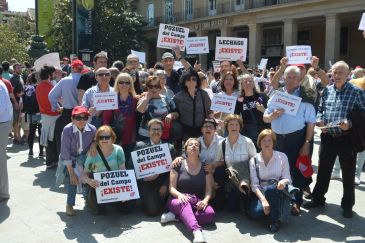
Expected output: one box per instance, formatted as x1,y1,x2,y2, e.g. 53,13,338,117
222,139,250,195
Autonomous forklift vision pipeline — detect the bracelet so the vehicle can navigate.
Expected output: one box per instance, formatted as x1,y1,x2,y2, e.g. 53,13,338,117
305,139,311,143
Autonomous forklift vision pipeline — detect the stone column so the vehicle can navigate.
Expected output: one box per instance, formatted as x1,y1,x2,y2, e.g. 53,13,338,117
325,13,340,68
283,19,298,47
195,29,209,70
248,23,262,67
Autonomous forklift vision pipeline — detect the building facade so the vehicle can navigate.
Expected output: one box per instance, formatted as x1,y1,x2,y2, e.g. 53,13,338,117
136,0,365,70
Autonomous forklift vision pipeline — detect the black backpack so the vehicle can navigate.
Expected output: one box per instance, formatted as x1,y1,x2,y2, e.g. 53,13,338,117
22,84,39,114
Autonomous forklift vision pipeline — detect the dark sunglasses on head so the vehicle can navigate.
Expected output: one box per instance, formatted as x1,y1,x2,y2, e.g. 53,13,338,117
148,84,161,89
118,81,131,85
74,116,88,121
98,135,111,140
97,73,111,77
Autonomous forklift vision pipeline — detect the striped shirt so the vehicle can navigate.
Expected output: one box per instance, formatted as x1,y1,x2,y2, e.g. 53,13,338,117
317,82,365,136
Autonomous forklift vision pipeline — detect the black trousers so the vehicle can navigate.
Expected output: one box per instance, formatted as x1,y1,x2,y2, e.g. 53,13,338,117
28,118,43,153
140,178,168,216
312,133,356,210
46,140,58,165
54,108,73,158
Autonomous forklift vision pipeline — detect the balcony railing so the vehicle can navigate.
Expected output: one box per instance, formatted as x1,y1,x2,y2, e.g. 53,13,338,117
145,0,307,28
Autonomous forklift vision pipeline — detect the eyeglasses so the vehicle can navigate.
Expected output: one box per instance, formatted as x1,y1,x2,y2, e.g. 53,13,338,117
148,84,161,89
202,125,214,129
97,73,111,77
187,77,197,82
74,116,88,121
118,81,131,85
98,135,111,140
150,128,162,132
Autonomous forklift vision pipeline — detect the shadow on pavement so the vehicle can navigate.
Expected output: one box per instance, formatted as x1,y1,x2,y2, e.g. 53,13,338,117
0,200,10,224
20,157,45,168
33,168,66,194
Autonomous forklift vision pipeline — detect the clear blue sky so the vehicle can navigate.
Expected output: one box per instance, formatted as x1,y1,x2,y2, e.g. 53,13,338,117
8,0,35,12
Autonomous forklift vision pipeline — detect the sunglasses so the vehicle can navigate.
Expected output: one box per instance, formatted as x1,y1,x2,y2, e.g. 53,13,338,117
97,73,111,77
98,135,111,140
148,84,161,89
74,116,88,121
118,81,131,85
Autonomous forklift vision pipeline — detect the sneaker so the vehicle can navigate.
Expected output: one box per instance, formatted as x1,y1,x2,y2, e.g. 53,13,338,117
269,220,280,233
291,203,301,216
66,204,75,216
28,150,34,156
355,176,361,185
342,209,353,218
193,230,206,243
46,163,57,169
331,171,341,180
303,186,312,199
38,152,44,158
303,200,325,209
160,211,178,224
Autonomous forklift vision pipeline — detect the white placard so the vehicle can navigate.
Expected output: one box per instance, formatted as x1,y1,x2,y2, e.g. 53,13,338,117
173,61,184,71
270,91,302,116
215,37,247,61
210,93,237,114
286,45,312,64
157,23,189,51
131,143,173,179
94,170,140,204
186,37,209,54
329,60,333,68
93,92,118,111
258,58,268,70
34,52,61,71
359,13,365,30
212,61,221,73
131,50,146,64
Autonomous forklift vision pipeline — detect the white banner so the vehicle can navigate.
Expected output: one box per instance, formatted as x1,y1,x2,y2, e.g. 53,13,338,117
359,13,365,30
94,170,140,204
215,37,247,61
93,92,118,111
157,23,189,51
186,37,209,54
286,45,312,64
210,93,237,114
34,52,61,71
131,50,146,64
270,91,302,116
258,58,268,70
131,143,173,179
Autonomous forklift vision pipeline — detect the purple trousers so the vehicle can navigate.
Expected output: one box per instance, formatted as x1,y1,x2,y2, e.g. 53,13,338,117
167,194,215,232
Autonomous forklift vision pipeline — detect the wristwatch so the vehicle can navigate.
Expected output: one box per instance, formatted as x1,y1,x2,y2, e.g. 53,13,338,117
305,139,311,143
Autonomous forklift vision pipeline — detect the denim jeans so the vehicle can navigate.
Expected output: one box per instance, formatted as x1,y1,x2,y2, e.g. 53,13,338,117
249,185,281,221
65,168,77,206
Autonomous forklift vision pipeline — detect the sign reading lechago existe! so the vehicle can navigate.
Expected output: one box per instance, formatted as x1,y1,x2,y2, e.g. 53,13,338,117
215,37,247,61
157,23,190,51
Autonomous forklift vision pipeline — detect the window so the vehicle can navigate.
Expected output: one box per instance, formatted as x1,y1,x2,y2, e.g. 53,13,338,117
340,26,348,56
147,3,154,26
185,0,193,20
297,30,310,45
208,0,216,16
234,0,245,11
165,0,174,23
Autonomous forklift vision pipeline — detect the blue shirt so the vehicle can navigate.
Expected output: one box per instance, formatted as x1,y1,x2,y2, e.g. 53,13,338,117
265,88,316,134
317,82,365,136
81,84,113,109
48,73,81,111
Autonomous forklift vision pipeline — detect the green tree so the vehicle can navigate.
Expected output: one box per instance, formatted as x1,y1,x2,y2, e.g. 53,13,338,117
8,15,36,42
0,25,29,62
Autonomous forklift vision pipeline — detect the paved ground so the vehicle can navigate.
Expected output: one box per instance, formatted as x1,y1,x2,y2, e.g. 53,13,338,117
1,130,365,243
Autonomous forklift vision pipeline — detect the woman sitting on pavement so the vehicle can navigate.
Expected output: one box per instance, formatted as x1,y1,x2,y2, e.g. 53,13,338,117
248,129,292,232
82,125,132,214
161,138,215,243
56,106,96,216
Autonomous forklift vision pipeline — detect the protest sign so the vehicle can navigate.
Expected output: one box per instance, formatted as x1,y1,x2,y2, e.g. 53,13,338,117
258,58,268,70
131,50,146,64
173,61,184,71
34,52,61,71
286,45,312,64
211,93,237,114
131,143,173,179
270,91,302,116
186,37,209,54
215,37,247,61
94,170,140,204
212,61,221,73
359,13,365,30
157,23,189,51
93,92,118,111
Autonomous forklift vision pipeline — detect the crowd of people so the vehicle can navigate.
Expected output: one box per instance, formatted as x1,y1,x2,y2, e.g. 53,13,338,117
0,38,365,242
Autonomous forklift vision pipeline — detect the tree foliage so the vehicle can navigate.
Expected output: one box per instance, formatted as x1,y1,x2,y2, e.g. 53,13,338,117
0,25,29,62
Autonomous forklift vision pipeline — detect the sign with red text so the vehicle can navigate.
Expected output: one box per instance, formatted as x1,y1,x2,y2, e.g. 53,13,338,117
157,23,189,51
131,143,173,179
211,93,237,114
286,45,312,64
359,13,365,30
215,37,247,61
212,61,221,73
270,91,302,116
93,92,118,111
258,58,268,70
186,37,209,54
94,170,140,204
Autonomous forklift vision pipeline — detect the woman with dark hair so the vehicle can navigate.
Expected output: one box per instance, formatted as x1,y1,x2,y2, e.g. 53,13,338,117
235,74,269,147
173,69,211,140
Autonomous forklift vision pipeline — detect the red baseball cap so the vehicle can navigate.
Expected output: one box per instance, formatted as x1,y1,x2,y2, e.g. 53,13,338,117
71,60,84,69
291,64,306,68
296,155,313,178
62,57,69,61
72,106,90,116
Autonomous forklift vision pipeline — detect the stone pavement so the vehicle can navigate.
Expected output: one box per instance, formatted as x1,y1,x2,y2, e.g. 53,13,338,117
1,130,365,243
